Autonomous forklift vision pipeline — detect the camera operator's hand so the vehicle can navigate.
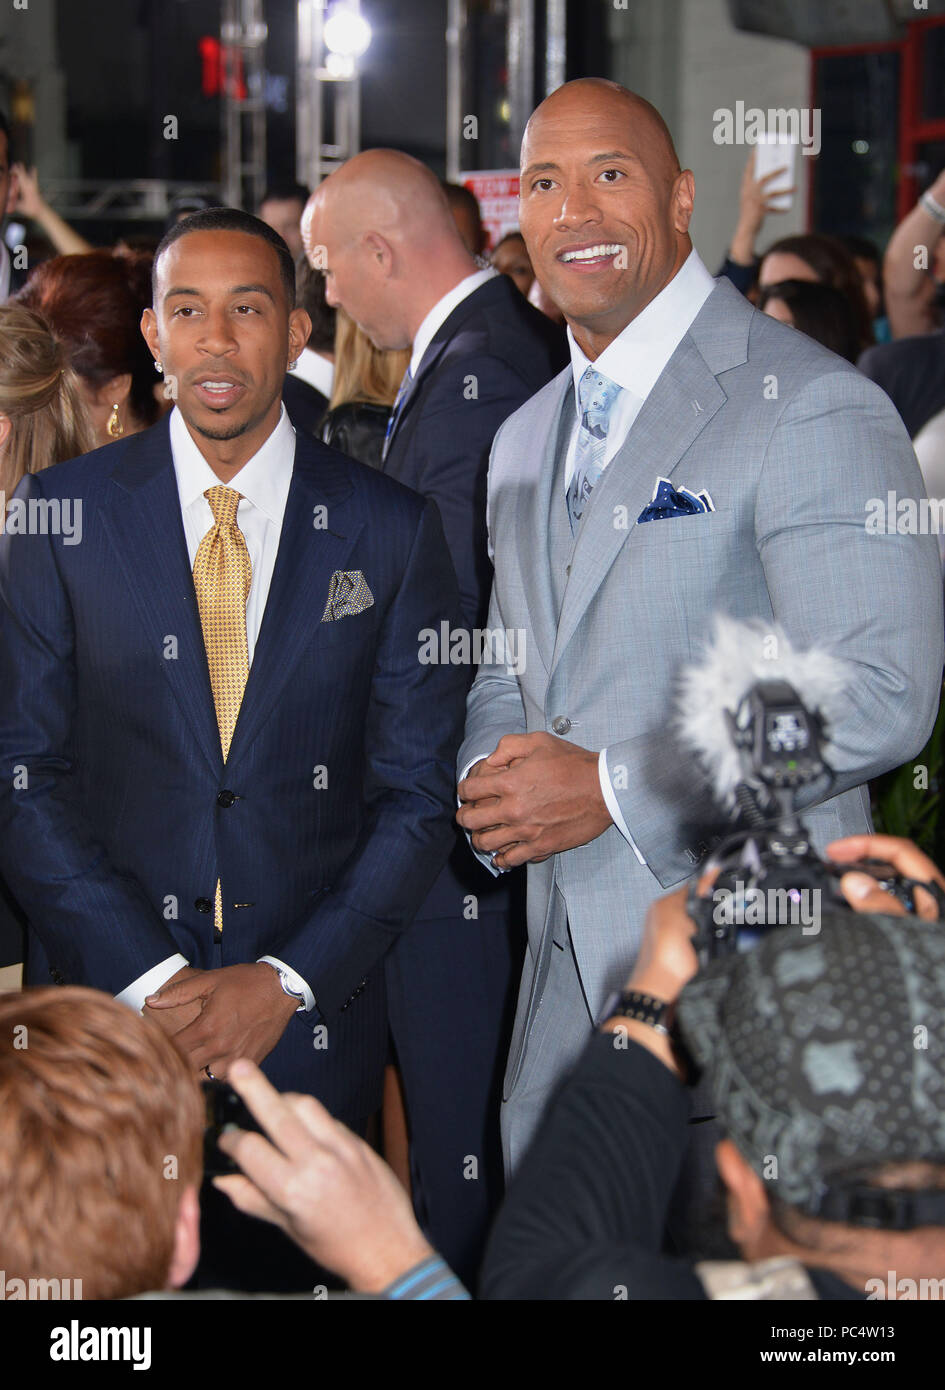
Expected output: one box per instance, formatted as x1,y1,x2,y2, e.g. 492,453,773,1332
624,883,703,1004
826,833,945,920
214,1059,435,1293
600,873,715,1078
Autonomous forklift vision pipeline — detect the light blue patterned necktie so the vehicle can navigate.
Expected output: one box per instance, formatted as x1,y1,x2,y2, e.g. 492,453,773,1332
566,366,621,532
381,364,413,462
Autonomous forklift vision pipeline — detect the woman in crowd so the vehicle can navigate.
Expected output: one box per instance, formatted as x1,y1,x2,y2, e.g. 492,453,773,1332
0,300,93,979
320,309,410,470
17,248,162,445
758,278,861,363
491,231,535,298
0,300,93,497
757,233,874,356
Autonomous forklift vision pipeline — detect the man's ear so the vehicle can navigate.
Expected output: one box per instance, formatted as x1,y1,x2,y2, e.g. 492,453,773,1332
672,169,695,236
716,1138,771,1254
166,1183,201,1289
0,412,12,455
362,231,394,275
141,307,160,363
288,307,312,366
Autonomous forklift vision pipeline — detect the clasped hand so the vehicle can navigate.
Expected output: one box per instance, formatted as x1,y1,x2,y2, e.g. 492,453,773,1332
456,731,613,869
144,963,298,1078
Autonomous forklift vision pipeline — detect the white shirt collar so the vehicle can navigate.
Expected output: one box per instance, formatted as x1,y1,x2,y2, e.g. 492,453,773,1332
409,267,497,378
567,249,716,405
169,403,295,525
289,346,334,399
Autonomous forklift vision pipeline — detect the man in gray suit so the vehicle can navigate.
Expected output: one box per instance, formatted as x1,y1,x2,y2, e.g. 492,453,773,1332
457,78,945,1172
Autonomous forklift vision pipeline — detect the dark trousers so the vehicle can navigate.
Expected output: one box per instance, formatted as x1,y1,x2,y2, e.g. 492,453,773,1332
385,907,523,1291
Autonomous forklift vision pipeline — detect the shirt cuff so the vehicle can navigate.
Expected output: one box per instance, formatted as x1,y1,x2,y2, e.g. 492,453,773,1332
599,748,646,866
116,955,189,1014
457,755,501,876
257,956,317,1013
382,1254,471,1301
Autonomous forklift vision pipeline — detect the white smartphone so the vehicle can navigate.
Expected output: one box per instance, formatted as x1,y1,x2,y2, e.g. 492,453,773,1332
753,134,797,212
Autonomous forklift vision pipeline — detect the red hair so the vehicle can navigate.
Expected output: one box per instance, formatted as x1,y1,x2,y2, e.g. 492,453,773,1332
18,249,160,427
0,987,204,1298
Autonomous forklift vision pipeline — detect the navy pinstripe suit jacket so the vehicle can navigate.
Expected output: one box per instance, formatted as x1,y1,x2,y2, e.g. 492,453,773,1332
0,415,468,1121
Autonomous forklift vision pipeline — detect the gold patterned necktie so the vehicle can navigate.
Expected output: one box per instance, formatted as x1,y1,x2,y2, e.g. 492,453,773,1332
192,484,253,937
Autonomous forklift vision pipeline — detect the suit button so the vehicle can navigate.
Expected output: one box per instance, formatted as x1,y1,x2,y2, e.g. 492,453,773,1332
195,897,213,913
217,790,236,808
551,716,571,735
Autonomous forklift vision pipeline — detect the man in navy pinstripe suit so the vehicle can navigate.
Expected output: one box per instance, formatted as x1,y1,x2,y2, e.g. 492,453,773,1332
0,210,467,1284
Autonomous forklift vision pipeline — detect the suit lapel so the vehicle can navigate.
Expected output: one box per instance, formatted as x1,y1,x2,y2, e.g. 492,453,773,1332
226,435,361,763
383,278,499,462
551,329,730,676
101,417,223,776
517,373,573,674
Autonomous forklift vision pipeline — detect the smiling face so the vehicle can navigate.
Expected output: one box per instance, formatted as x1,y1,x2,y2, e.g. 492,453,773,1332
519,83,694,358
142,229,309,474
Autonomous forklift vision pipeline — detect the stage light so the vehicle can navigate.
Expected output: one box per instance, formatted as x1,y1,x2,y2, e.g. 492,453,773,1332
324,5,372,60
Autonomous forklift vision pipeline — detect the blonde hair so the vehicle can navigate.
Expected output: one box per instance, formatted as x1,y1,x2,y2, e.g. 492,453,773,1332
329,309,410,410
0,302,94,496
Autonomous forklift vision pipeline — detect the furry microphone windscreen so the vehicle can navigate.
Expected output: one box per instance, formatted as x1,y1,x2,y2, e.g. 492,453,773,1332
674,614,855,811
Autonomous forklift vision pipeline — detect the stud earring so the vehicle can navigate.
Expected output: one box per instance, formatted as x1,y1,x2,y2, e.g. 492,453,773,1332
107,404,123,438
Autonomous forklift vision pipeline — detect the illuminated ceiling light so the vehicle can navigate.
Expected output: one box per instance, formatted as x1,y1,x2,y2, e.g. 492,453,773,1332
324,5,372,59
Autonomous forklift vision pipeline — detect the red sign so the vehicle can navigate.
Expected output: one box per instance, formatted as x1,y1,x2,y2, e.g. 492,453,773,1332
460,170,521,251
198,36,247,100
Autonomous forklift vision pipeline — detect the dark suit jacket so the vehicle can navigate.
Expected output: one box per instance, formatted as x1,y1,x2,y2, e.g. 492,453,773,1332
0,416,468,1121
282,372,328,438
382,273,567,920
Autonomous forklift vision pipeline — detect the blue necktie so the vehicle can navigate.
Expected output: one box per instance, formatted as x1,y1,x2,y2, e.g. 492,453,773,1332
566,367,621,532
382,365,413,463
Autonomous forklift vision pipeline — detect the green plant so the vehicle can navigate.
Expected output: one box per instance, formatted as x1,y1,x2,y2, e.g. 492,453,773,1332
870,679,945,858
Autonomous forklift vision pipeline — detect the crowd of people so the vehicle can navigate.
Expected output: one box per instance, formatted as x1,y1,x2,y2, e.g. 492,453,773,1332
1,74,944,1304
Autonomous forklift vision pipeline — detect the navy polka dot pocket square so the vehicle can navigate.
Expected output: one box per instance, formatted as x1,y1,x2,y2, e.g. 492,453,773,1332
321,570,375,622
637,476,716,523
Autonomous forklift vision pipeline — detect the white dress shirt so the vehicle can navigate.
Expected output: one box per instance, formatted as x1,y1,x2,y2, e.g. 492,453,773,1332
116,405,317,1014
409,267,497,377
567,250,716,861
465,250,717,873
289,345,334,400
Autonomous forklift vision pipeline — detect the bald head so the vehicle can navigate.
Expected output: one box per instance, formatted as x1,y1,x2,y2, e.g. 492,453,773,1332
306,149,462,251
523,79,682,187
302,150,477,350
517,77,695,358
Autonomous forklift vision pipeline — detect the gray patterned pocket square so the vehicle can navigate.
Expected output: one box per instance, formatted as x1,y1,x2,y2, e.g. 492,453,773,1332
321,570,375,622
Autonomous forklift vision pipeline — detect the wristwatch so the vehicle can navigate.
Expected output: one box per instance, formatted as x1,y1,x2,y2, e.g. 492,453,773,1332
599,988,674,1036
268,962,308,1012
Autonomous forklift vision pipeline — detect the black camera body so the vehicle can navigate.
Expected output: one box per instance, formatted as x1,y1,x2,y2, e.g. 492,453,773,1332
686,679,939,961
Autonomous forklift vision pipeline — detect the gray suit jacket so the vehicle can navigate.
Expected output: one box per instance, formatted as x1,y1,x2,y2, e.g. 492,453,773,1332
459,277,944,1095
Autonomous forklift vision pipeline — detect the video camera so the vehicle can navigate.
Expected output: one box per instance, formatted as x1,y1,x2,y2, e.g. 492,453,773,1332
685,677,945,961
